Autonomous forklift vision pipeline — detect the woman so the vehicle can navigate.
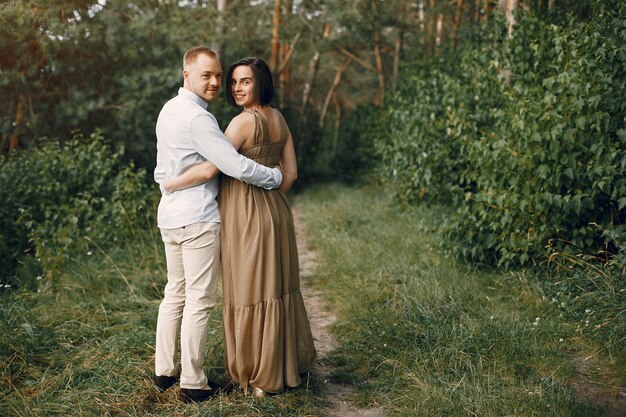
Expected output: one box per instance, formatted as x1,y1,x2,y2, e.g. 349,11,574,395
164,57,316,397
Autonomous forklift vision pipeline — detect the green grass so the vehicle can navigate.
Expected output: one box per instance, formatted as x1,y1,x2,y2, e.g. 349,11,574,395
1,183,623,416
297,183,623,416
0,205,327,416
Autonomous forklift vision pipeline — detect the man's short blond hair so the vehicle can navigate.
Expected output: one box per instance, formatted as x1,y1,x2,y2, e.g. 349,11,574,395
183,46,219,70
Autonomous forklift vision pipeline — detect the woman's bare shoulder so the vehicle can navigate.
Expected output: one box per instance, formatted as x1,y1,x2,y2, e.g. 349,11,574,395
225,111,255,143
226,111,254,131
271,107,285,119
229,110,255,126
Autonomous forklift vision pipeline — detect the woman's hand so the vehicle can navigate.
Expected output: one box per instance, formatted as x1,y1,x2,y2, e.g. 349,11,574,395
163,176,175,194
163,162,220,194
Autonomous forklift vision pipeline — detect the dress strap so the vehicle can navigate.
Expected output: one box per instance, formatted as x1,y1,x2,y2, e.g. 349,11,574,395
243,109,270,145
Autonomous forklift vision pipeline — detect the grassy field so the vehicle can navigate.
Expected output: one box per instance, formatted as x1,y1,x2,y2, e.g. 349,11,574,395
1,183,623,416
0,205,324,417
298,184,624,416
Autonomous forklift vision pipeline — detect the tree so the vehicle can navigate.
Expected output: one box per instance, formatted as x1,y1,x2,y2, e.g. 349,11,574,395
0,0,499,175
213,0,228,58
0,1,98,151
1,1,224,166
270,0,281,72
452,0,465,49
500,0,518,36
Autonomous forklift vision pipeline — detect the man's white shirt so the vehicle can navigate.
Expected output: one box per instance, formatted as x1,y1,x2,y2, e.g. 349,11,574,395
154,87,282,229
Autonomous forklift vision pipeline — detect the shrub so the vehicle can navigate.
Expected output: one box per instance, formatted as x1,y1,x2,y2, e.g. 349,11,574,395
0,131,150,289
375,2,626,268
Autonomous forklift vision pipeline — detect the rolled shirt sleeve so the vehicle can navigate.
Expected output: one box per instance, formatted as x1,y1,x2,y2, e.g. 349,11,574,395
154,149,167,193
189,113,282,190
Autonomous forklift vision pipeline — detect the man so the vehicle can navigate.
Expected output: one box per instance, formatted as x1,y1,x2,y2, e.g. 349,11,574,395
152,46,282,403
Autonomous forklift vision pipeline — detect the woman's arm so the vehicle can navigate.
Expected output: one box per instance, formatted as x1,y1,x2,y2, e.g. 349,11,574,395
279,128,297,194
224,112,254,151
163,161,219,193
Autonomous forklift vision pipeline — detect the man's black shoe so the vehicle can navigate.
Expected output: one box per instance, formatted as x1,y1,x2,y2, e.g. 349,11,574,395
180,387,216,403
179,380,222,403
153,374,178,392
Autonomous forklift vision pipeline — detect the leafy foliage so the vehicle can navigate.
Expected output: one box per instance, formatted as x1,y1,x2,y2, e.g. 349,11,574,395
0,0,442,181
376,1,626,268
0,131,150,289
0,1,238,168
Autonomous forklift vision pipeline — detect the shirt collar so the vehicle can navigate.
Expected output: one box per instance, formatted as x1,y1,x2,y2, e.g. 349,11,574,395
178,87,208,109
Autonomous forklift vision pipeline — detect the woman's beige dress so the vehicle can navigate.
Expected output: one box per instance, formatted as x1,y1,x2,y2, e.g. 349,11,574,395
219,108,316,393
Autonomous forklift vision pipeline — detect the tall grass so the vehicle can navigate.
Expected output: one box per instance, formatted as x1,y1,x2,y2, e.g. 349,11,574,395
1,183,622,416
298,183,622,416
0,198,325,416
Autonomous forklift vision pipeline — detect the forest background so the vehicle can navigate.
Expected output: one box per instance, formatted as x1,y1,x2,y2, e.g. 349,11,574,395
0,0,624,416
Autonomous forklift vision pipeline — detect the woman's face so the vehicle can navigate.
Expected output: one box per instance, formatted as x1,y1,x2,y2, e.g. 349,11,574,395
231,65,256,108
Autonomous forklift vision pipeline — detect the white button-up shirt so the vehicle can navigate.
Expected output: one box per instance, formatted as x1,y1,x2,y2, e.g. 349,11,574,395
154,87,282,229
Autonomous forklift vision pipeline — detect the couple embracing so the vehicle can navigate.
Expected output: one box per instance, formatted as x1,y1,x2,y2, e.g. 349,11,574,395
152,46,316,402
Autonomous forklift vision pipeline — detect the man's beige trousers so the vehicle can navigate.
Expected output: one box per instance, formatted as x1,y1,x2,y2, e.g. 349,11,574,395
155,222,220,389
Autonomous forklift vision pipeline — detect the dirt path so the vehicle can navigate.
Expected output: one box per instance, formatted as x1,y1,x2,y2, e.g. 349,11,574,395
293,206,385,417
571,352,626,417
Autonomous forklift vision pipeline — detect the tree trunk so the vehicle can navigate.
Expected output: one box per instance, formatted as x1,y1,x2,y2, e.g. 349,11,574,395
278,0,293,107
213,0,227,58
8,95,25,152
548,0,554,10
296,49,320,158
435,13,443,52
427,0,436,55
499,0,517,37
276,32,300,75
331,91,341,154
323,21,332,38
300,50,320,123
474,0,481,22
319,59,350,127
498,0,517,86
393,2,407,86
509,0,518,36
371,0,385,105
419,0,425,34
299,20,330,126
270,0,281,72
339,48,375,71
484,0,491,22
373,34,385,105
392,29,404,87
452,0,464,49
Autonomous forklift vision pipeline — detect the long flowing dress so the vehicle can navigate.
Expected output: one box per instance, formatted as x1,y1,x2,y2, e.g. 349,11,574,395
218,108,316,393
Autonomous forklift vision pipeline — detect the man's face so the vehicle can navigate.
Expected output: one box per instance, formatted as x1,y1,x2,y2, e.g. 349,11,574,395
184,54,222,102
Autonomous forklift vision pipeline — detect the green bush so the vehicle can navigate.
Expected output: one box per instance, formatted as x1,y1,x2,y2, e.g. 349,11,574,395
376,1,626,268
0,131,150,289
